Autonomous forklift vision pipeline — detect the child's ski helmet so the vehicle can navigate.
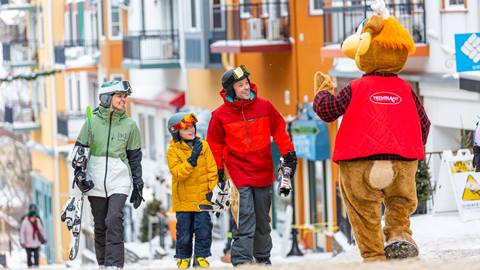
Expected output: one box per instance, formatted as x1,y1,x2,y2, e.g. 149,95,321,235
167,112,198,141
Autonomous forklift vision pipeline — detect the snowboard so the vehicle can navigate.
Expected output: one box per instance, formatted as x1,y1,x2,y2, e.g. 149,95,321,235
199,174,240,228
62,106,93,260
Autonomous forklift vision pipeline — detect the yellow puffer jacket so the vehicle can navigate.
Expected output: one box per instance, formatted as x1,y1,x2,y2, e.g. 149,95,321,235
167,138,218,212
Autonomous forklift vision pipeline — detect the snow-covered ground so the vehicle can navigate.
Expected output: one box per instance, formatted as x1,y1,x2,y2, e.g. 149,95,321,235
7,212,480,269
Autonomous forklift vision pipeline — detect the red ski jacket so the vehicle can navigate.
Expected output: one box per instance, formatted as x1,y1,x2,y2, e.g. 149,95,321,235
207,83,294,188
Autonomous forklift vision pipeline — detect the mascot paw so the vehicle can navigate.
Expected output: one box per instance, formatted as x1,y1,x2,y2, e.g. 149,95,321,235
368,160,394,190
314,72,336,94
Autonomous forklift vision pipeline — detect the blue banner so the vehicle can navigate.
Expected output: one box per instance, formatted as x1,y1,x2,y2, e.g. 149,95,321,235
455,33,480,72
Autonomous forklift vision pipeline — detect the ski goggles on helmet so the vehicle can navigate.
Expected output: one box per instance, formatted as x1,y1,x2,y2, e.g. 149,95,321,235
224,65,250,88
232,65,250,80
171,113,198,132
100,80,132,96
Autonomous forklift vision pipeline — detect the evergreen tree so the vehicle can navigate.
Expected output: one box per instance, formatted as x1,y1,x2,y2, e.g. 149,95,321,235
416,160,432,203
139,199,164,242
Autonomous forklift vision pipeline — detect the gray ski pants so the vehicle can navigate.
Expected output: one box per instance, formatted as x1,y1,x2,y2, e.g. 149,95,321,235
88,194,127,268
231,185,273,266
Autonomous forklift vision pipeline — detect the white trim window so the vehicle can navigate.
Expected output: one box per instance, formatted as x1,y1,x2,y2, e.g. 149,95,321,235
34,77,47,112
186,0,201,31
138,112,158,161
98,0,105,39
444,0,466,11
109,1,122,39
211,0,225,31
65,74,84,114
37,5,45,47
309,0,323,16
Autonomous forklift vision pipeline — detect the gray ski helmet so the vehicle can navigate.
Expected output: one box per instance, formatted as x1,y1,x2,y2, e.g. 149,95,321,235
167,112,198,142
221,65,250,98
98,80,132,107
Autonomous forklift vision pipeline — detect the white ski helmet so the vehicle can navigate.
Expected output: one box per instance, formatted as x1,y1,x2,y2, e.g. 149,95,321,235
98,80,132,107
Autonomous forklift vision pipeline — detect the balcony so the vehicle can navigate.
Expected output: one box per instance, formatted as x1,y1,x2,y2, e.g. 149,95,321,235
57,113,85,141
0,0,36,12
123,30,180,69
3,103,40,132
54,40,99,70
321,1,429,58
2,40,37,68
210,2,291,54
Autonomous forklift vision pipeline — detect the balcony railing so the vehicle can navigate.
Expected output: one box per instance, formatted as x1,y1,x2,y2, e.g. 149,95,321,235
54,39,99,66
0,0,35,12
323,2,426,46
57,113,85,140
221,2,289,42
123,30,180,67
2,40,37,67
3,103,40,132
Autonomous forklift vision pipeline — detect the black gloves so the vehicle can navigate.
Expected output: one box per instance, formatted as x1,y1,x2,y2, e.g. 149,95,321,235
73,168,94,193
188,137,203,167
130,183,144,209
282,150,298,177
473,145,480,172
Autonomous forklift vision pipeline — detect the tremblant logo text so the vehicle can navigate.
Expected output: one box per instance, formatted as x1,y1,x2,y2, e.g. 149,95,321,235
370,92,402,105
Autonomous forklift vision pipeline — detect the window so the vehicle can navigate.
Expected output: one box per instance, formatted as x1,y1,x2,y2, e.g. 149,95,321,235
109,1,122,39
66,74,83,113
37,6,45,47
211,0,224,31
41,78,47,111
187,0,200,31
34,78,47,112
139,114,146,149
98,0,105,38
309,0,323,16
444,0,467,10
65,10,71,42
148,115,157,160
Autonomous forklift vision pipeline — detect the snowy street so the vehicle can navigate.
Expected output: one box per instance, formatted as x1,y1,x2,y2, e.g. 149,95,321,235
4,212,480,269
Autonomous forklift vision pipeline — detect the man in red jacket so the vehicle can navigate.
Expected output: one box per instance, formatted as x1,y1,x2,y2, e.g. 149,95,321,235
207,65,297,266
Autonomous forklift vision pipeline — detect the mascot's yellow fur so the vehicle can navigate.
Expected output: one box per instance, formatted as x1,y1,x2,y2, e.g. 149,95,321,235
314,0,429,262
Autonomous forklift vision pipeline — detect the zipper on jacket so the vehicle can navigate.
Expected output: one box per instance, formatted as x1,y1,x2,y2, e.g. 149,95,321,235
103,111,114,198
241,104,252,148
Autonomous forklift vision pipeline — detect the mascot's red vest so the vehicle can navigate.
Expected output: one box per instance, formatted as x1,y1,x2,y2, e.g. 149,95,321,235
333,75,424,162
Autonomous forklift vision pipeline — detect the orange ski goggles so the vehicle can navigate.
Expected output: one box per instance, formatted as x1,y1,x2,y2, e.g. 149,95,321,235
171,113,198,132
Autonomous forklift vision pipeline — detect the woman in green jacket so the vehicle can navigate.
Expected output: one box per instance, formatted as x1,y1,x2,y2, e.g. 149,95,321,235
73,80,143,269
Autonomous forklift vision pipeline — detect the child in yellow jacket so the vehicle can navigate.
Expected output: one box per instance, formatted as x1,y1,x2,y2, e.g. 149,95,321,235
166,112,217,269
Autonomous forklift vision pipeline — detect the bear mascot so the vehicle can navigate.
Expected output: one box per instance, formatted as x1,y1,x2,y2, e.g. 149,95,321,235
313,0,430,262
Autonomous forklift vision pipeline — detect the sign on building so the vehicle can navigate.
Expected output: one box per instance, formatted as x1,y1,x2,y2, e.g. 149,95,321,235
455,33,480,72
434,149,480,221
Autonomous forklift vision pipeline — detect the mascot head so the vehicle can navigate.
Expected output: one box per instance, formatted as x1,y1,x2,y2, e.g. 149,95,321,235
340,0,415,74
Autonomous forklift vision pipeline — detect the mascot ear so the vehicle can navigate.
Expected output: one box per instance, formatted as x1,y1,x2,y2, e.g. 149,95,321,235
356,32,372,56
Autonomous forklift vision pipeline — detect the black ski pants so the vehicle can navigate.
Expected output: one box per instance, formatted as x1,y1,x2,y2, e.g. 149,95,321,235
88,194,127,268
231,185,273,266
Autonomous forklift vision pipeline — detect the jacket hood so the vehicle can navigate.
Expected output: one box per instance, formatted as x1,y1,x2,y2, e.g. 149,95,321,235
220,82,258,109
